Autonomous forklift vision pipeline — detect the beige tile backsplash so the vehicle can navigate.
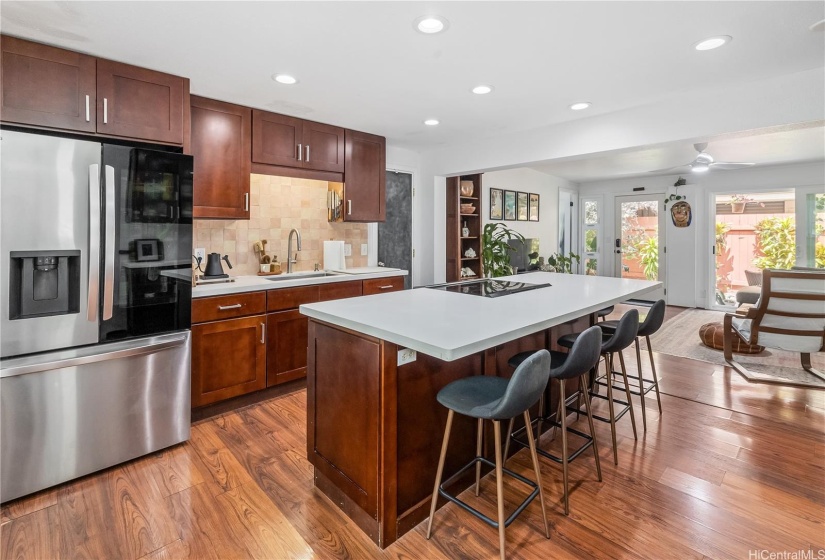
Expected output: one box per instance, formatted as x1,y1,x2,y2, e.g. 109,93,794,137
194,174,368,276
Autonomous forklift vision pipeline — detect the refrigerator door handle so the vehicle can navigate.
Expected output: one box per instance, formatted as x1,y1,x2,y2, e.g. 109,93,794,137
1,332,189,378
103,165,116,320
87,164,101,322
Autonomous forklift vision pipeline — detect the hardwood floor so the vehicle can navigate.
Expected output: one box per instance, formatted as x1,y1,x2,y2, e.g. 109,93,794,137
3,310,824,559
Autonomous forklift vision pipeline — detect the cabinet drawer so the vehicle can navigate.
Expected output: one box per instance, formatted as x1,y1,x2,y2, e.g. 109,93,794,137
362,276,404,295
319,280,362,302
267,285,320,312
192,291,266,323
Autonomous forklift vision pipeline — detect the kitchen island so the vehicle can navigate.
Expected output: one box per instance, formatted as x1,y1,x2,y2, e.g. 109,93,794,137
299,272,659,548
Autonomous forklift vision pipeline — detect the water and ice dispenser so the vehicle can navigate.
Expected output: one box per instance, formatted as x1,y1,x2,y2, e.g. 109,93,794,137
8,250,81,320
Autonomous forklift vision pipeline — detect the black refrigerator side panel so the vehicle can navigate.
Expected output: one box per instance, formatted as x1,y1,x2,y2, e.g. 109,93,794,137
100,145,193,342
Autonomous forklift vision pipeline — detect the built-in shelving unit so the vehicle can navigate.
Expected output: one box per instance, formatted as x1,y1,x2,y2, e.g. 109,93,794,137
446,173,483,282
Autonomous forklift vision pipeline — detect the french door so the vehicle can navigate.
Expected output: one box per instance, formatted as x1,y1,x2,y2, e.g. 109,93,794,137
614,195,666,302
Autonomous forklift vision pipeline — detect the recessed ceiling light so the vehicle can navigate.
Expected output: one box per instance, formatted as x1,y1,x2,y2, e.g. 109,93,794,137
424,119,440,126
569,102,591,111
693,35,732,51
272,74,298,85
471,85,494,95
414,16,449,34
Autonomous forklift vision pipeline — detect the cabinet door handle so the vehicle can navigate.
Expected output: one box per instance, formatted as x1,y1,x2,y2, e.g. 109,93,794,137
103,98,108,124
244,192,249,211
305,145,310,162
378,285,394,290
347,200,352,216
218,303,242,310
85,95,90,122
260,322,266,344
297,143,302,161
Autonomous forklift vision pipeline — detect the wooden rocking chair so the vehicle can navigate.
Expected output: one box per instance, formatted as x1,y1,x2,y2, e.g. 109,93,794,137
723,268,825,386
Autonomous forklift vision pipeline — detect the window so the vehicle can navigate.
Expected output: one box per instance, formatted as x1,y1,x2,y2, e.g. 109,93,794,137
581,197,601,276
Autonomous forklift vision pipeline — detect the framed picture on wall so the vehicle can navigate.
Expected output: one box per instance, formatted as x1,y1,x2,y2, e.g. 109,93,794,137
489,188,503,220
517,192,528,221
504,191,516,220
528,193,540,222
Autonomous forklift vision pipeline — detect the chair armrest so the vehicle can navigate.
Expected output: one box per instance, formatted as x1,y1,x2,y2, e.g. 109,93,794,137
735,303,757,317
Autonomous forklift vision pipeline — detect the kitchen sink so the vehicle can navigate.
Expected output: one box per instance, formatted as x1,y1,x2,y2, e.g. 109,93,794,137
265,272,341,281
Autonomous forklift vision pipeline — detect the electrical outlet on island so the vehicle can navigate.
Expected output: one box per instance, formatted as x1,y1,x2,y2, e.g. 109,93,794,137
398,348,417,366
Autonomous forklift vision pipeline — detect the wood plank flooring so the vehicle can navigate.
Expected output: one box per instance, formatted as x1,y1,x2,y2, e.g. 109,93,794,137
3,307,824,559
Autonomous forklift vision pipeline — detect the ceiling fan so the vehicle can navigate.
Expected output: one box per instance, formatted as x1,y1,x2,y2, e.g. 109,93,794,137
651,142,755,174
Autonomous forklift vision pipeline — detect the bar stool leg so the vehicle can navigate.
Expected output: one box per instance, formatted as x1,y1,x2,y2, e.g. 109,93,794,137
426,409,454,539
559,380,570,515
475,418,483,496
646,335,663,413
617,350,638,440
493,420,507,560
502,417,515,465
580,375,602,482
634,337,647,430
522,410,550,538
604,353,619,465
535,394,545,442
604,356,619,465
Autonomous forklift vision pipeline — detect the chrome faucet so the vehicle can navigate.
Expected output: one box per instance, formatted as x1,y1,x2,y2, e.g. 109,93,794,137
287,229,302,273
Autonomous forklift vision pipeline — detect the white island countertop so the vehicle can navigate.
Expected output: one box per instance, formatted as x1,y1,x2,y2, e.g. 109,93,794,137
192,268,407,298
300,272,660,361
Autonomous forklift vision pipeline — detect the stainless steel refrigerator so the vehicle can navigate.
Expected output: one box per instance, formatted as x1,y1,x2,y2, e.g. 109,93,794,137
0,130,193,502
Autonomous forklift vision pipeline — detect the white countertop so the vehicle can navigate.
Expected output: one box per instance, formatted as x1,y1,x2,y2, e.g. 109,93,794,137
192,269,407,298
299,272,660,361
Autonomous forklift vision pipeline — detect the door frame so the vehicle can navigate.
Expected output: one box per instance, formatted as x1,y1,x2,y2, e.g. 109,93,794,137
369,167,415,286
614,193,667,302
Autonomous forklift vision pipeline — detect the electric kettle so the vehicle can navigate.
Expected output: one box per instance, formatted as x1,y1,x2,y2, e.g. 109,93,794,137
203,253,233,278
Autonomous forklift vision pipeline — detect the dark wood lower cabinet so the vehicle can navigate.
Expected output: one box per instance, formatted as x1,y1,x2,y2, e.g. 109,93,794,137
266,309,309,386
191,314,266,407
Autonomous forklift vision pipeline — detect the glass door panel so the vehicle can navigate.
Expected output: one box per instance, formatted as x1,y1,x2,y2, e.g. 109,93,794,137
614,195,665,301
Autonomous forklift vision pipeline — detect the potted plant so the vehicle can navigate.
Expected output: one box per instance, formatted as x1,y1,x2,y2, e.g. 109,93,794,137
547,252,581,274
481,223,524,277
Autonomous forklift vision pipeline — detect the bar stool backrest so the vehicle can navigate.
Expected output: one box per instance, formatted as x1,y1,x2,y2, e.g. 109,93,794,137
550,326,602,380
601,309,639,354
639,300,666,337
486,349,552,420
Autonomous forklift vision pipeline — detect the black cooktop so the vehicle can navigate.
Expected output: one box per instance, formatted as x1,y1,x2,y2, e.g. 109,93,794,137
428,279,552,298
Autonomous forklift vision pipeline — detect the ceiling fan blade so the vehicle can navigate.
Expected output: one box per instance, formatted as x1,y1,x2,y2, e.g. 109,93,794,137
647,164,691,173
709,162,755,170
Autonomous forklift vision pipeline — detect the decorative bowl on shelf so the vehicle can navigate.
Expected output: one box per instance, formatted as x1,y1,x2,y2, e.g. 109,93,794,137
460,204,476,214
460,181,474,196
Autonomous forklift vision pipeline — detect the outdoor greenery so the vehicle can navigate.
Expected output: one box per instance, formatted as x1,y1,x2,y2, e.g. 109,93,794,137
752,217,797,270
636,237,659,281
547,252,581,274
481,223,524,278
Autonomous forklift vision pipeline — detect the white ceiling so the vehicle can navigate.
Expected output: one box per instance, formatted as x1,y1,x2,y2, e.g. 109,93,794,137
2,0,823,158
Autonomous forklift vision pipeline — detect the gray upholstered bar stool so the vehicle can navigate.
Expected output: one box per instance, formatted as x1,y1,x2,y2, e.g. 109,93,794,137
504,326,604,515
597,305,614,321
598,300,666,430
557,309,639,465
426,351,552,560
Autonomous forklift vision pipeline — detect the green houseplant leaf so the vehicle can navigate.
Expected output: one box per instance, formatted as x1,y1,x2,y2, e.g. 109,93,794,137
481,223,525,278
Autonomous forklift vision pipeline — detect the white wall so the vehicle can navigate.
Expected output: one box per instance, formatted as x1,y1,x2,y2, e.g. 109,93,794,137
480,168,575,262
578,161,825,308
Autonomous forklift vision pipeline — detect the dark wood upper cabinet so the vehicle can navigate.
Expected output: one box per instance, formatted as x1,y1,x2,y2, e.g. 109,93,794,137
252,109,303,167
0,36,187,145
252,109,345,174
96,59,185,144
344,129,386,222
1,35,97,133
302,121,344,173
191,96,251,219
